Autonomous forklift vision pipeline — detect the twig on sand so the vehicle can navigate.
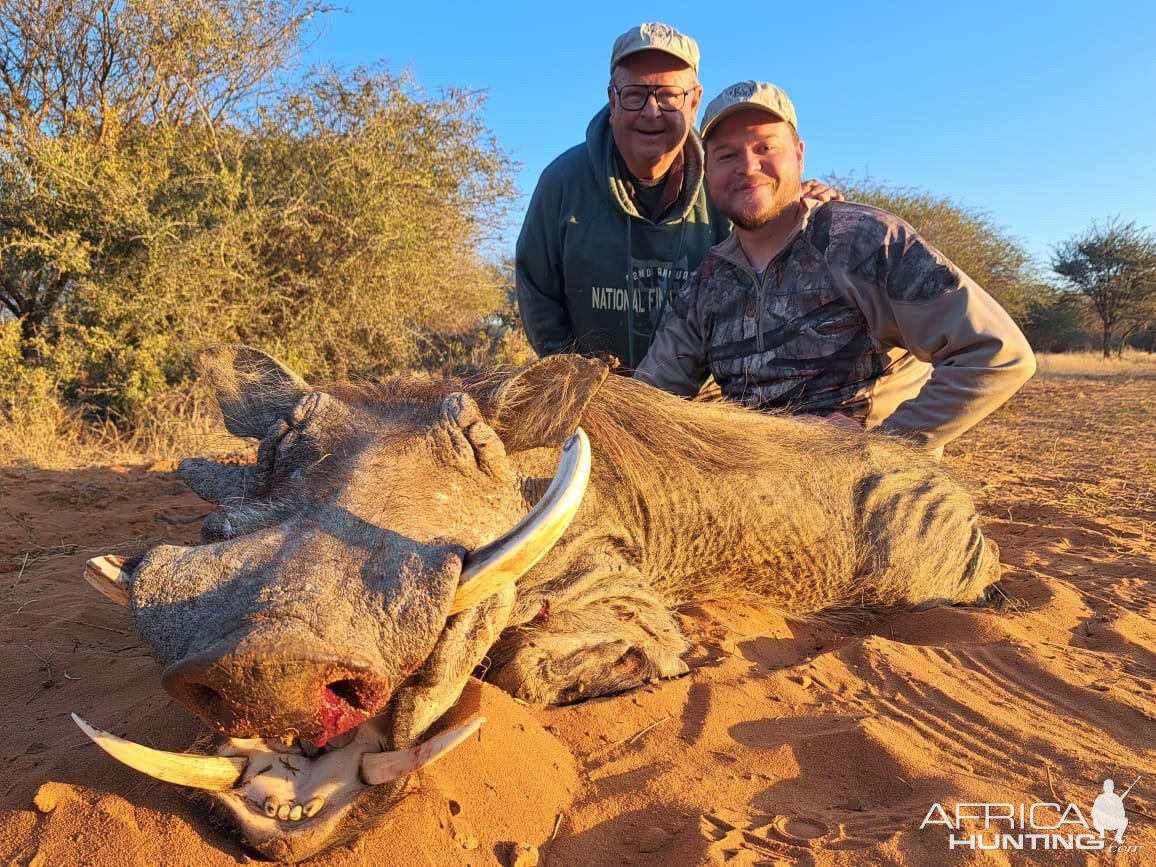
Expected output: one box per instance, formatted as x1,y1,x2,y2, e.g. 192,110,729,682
15,596,37,614
895,776,914,790
25,644,55,702
1045,764,1059,802
1129,804,1155,821
551,812,563,841
614,714,673,746
57,618,127,635
12,544,79,565
26,644,51,666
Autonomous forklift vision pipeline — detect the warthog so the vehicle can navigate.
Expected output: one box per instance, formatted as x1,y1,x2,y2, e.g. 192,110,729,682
80,346,1000,861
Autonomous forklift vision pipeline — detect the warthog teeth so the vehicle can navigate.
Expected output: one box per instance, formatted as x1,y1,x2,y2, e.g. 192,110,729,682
361,717,485,785
71,713,246,791
262,796,324,822
75,709,483,814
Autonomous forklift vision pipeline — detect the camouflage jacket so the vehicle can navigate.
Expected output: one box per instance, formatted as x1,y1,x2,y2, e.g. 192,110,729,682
635,200,1035,450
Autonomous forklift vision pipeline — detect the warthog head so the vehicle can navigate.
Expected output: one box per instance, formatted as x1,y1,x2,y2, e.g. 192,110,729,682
79,346,603,861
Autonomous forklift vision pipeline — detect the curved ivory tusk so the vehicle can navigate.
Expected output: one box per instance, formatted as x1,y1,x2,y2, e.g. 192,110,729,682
450,428,591,615
71,713,246,791
83,555,131,607
361,717,485,785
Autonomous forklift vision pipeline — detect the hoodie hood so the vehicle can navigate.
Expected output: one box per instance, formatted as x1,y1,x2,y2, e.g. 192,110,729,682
515,105,729,371
584,105,706,225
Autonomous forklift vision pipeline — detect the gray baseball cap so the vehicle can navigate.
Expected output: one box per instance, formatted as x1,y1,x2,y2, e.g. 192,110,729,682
701,80,798,140
610,22,700,74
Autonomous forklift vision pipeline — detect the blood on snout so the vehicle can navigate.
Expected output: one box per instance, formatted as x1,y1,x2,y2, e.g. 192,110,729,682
312,684,374,749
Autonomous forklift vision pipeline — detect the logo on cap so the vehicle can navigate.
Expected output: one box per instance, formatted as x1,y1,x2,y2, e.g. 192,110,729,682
640,22,675,42
726,82,757,101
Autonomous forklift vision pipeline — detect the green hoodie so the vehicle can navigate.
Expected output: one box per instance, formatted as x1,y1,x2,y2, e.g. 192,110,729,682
515,105,729,370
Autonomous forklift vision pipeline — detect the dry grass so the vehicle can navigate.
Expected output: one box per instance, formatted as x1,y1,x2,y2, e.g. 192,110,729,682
948,375,1156,541
3,348,1155,469
948,349,1156,542
0,381,249,469
1034,349,1156,378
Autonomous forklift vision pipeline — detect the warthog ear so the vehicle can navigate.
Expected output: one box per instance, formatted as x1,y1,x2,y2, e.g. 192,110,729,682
198,345,309,438
487,354,610,451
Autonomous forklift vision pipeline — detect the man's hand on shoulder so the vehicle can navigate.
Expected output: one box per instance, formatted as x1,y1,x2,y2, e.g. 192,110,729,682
800,179,844,203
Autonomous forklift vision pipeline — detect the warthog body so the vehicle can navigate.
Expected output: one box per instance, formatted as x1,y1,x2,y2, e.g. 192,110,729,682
86,346,999,860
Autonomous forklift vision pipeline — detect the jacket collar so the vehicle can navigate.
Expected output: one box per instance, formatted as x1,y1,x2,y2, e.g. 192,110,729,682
711,198,823,270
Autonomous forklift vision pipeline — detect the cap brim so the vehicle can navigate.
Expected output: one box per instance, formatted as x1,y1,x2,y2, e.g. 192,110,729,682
701,103,789,140
612,46,696,72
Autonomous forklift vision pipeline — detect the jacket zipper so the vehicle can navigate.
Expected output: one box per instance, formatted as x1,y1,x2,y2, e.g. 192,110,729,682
724,257,767,355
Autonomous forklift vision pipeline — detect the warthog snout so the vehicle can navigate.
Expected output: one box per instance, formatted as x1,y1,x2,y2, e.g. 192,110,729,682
161,632,394,745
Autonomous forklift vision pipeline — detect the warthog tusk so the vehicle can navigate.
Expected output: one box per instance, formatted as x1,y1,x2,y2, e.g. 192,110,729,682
83,555,131,607
361,717,485,785
71,713,246,791
451,428,591,614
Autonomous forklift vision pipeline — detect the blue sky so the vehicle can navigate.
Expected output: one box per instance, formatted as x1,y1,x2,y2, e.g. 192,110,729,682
301,1,1156,270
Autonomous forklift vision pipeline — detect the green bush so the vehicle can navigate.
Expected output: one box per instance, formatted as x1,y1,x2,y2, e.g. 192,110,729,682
1,3,518,430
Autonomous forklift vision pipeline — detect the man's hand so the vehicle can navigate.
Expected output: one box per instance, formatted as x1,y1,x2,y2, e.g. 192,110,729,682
798,411,863,430
801,179,844,203
823,411,862,429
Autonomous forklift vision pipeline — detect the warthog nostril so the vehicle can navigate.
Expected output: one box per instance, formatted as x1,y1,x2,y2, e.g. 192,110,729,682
182,682,224,719
313,676,392,747
324,678,379,713
162,643,394,741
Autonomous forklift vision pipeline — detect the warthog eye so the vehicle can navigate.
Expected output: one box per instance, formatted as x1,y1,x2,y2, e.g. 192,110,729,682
257,393,330,483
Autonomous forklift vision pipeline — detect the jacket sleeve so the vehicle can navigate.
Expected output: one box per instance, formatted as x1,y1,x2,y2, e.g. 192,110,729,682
634,269,711,396
846,220,1036,450
515,171,575,357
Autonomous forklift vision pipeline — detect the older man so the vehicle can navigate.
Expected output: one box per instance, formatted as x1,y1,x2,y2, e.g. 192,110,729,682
636,81,1035,451
515,23,835,371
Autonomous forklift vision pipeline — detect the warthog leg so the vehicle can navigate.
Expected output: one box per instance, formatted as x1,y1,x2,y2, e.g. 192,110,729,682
488,567,690,705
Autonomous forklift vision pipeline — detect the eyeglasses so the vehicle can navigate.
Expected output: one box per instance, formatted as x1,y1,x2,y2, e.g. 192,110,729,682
612,84,692,112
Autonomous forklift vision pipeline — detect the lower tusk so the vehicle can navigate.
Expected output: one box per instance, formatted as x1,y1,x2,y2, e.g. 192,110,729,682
451,427,591,614
361,717,485,786
83,555,131,607
72,713,246,791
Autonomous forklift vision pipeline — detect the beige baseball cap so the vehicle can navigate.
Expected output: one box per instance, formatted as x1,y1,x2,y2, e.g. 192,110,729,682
701,80,798,140
610,22,700,74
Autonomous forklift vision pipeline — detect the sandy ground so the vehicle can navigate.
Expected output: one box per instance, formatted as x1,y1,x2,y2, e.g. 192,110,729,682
1,375,1154,866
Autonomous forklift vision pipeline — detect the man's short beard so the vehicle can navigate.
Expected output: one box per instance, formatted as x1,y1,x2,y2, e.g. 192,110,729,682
721,182,801,231
729,207,780,230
